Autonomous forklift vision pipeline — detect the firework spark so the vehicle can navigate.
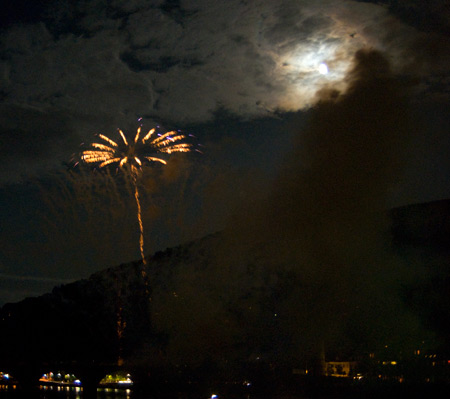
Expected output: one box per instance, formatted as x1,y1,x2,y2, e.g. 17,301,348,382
81,126,191,265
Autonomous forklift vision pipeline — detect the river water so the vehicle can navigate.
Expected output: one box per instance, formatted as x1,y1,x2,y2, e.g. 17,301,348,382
1,386,131,399
2,380,450,399
0,384,313,399
1,385,253,399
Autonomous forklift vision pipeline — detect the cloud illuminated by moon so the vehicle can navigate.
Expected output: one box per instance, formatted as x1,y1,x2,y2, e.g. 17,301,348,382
0,0,426,125
0,0,448,185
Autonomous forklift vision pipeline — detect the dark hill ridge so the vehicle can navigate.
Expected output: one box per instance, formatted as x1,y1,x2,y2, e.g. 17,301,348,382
1,200,450,372
390,199,450,252
0,233,222,366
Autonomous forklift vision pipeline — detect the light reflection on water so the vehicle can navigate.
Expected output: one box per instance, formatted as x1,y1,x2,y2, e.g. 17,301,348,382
0,389,284,399
39,385,83,399
97,387,132,399
0,385,134,399
0,385,17,391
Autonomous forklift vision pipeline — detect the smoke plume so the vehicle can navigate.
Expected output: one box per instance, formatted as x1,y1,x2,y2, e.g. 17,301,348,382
153,49,431,367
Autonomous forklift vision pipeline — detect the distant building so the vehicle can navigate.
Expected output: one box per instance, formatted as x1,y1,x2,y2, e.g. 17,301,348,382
325,361,357,377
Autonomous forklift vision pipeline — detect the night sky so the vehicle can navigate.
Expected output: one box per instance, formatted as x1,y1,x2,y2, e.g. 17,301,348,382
1,0,449,306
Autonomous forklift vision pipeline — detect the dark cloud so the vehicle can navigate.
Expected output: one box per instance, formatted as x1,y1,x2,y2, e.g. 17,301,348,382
366,0,450,36
0,105,79,181
0,0,47,27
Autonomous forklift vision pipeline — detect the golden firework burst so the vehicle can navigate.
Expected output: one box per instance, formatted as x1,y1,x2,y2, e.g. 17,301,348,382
81,126,192,264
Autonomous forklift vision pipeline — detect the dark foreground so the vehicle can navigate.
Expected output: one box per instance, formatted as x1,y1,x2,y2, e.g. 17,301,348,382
1,378,450,399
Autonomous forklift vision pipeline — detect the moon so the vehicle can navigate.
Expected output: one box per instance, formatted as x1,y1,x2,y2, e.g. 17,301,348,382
319,63,329,75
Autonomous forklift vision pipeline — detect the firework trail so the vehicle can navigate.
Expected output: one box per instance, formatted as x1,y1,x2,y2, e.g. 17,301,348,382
80,124,191,364
81,126,191,265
